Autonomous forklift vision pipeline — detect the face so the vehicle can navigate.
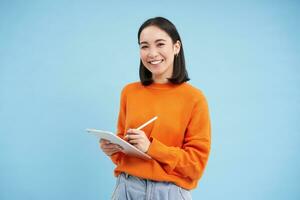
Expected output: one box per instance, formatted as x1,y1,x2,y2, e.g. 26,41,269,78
139,26,180,83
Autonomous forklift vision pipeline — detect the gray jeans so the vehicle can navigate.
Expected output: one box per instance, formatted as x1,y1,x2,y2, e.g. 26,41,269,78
111,173,192,200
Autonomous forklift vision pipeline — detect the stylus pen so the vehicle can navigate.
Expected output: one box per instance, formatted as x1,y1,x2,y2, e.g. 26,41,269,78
136,116,158,130
124,116,158,140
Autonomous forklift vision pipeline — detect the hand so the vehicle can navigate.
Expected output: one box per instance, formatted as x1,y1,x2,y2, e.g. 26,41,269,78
99,139,123,156
125,129,150,153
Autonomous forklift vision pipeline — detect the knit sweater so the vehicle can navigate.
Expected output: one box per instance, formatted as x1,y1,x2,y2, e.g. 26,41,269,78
110,81,211,190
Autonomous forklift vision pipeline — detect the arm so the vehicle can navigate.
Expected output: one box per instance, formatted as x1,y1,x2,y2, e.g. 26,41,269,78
147,96,211,181
110,88,127,165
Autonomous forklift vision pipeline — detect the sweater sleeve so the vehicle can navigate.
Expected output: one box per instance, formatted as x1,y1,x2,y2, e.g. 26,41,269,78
110,87,127,165
146,95,211,181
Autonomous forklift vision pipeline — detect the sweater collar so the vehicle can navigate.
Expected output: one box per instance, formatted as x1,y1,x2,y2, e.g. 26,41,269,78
145,82,182,90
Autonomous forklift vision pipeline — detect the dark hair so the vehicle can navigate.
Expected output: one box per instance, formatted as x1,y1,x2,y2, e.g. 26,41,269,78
137,17,190,86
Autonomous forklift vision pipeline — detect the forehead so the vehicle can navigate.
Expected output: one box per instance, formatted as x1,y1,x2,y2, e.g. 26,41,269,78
139,26,172,43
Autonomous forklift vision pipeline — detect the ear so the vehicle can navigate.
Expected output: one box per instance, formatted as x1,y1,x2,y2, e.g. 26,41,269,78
174,40,181,55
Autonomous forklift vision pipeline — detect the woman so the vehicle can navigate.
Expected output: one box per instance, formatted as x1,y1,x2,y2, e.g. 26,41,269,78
100,17,211,200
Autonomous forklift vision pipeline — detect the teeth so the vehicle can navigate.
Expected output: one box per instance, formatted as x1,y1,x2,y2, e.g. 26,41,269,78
150,60,163,65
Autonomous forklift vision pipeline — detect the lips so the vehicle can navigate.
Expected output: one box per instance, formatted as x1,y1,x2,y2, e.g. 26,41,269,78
148,59,163,65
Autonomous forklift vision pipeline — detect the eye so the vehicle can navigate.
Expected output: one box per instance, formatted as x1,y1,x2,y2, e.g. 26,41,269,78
140,45,148,49
157,43,165,47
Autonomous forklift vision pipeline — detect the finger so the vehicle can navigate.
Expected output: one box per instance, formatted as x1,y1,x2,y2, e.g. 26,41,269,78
110,148,122,153
127,129,143,135
124,134,130,140
103,147,118,151
128,139,141,145
125,134,141,140
104,148,121,156
100,139,111,145
125,132,143,140
103,144,121,150
100,142,111,148
100,139,110,143
105,149,119,156
111,146,123,153
132,143,141,150
101,143,119,149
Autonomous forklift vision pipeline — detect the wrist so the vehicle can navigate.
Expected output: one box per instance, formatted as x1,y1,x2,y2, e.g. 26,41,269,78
145,139,152,153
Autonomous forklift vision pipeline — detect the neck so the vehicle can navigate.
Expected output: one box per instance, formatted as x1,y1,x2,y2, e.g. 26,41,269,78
152,66,173,84
153,77,169,84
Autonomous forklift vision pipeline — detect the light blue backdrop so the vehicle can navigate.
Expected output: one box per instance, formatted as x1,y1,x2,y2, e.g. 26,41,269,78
0,0,299,199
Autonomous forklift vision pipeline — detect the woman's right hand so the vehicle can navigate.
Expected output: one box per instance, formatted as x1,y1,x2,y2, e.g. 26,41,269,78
99,139,123,156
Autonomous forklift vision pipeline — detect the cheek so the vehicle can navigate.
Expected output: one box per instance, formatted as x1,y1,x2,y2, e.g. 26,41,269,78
140,50,147,61
161,47,174,58
140,51,149,66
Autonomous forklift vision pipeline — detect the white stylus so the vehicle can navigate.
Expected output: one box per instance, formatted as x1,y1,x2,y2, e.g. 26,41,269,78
136,116,158,130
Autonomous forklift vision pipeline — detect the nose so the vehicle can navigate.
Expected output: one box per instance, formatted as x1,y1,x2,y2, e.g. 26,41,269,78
148,47,159,58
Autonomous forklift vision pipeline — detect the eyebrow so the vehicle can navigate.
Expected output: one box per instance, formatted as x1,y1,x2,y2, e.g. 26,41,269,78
139,39,166,45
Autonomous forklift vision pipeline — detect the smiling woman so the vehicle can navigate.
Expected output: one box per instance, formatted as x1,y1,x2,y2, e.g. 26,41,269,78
139,26,181,83
99,17,211,200
138,17,190,86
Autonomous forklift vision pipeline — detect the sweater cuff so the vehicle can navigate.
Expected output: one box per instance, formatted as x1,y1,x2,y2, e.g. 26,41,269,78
147,137,178,163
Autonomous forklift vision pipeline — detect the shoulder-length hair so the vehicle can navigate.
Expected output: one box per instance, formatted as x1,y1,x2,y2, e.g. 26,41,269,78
137,17,190,86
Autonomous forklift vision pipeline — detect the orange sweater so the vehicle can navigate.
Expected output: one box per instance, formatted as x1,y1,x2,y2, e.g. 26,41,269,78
110,82,211,190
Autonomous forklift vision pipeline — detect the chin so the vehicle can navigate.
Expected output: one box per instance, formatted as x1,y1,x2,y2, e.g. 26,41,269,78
149,68,164,75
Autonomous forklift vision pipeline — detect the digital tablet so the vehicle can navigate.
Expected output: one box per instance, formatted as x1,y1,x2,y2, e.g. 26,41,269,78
86,128,152,160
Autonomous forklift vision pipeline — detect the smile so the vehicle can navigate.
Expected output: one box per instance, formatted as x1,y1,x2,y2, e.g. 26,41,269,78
148,59,163,65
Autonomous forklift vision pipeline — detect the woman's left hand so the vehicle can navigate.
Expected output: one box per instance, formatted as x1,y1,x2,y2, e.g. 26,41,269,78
125,129,150,153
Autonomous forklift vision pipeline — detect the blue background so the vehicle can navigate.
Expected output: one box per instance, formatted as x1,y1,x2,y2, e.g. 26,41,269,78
0,0,299,199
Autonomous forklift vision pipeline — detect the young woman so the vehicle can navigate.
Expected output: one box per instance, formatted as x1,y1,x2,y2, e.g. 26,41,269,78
100,17,211,200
